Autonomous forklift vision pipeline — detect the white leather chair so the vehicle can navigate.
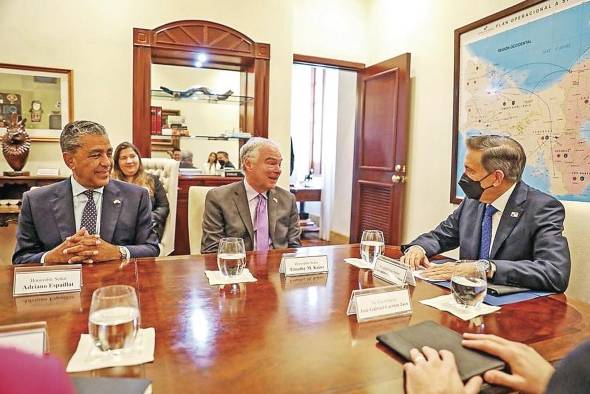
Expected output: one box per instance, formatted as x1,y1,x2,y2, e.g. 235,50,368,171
188,186,213,255
563,202,590,303
143,158,180,256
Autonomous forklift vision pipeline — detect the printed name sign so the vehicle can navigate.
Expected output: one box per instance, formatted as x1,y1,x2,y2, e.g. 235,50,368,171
13,265,82,297
373,255,416,286
279,254,329,276
347,285,412,322
0,321,48,355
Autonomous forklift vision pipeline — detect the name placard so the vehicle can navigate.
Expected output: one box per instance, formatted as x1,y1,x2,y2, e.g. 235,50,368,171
279,254,329,276
373,255,416,286
347,285,412,322
13,265,82,297
282,273,328,289
0,321,48,355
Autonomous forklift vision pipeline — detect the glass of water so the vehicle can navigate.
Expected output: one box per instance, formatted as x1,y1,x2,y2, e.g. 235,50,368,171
89,285,140,353
360,230,385,267
451,260,488,309
217,237,247,278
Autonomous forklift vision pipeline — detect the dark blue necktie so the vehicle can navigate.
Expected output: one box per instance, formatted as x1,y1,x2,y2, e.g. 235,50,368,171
80,189,97,234
479,204,498,260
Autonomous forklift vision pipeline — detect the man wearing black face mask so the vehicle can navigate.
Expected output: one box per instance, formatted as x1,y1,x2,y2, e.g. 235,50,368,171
400,135,570,293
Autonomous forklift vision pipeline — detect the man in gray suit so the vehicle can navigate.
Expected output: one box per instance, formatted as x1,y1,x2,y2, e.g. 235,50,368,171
201,137,301,253
13,120,159,264
401,135,570,292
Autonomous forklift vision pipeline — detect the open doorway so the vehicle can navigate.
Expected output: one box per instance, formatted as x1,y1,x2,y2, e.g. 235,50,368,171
289,62,357,244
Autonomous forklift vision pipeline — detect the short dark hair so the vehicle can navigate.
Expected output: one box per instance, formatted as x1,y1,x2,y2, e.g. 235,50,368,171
466,135,527,181
60,120,107,154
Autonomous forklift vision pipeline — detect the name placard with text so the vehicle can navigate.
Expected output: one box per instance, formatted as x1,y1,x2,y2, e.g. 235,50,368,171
13,265,82,297
279,254,329,276
373,255,416,286
347,285,412,322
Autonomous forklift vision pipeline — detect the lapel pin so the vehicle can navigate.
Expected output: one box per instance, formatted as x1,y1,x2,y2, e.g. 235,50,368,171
510,211,519,218
272,197,278,204
113,199,121,205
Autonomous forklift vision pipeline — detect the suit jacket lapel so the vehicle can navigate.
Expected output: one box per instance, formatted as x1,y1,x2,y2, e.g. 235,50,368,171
465,203,485,259
52,179,76,241
268,189,278,245
490,182,527,258
233,182,254,242
100,181,122,243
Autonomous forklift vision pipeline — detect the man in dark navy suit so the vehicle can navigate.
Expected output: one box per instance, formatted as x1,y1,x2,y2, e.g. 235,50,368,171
13,120,159,264
401,135,570,292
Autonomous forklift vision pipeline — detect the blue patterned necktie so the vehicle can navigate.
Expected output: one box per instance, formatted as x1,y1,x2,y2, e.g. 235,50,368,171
80,189,97,234
479,204,498,260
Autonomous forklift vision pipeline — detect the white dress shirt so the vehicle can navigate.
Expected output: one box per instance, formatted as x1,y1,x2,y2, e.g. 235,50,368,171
71,176,104,233
487,182,516,254
243,179,271,250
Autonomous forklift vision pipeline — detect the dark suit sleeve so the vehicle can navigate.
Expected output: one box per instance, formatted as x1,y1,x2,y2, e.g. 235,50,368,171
401,202,464,256
124,188,160,257
150,175,169,239
287,194,301,248
12,192,46,264
492,199,570,292
201,189,225,254
545,341,590,394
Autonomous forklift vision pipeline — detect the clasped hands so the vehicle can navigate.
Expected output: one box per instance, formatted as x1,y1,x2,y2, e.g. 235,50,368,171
400,246,474,280
44,228,120,265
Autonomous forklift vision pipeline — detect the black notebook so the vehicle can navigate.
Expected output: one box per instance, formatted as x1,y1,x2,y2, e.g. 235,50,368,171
72,377,152,394
377,320,505,381
487,283,531,296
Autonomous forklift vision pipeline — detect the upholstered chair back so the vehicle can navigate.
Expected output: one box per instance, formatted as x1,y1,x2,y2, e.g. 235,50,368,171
143,158,180,256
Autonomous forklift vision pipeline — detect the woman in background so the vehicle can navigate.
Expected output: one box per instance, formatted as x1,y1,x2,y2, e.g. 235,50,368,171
112,142,169,240
202,151,221,175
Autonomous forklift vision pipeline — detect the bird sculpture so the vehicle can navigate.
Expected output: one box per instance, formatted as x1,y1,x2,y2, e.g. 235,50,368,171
160,86,233,101
2,113,31,175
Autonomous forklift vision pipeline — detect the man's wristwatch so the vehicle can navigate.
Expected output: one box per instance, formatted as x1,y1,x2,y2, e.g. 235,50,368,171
480,259,496,279
118,246,129,260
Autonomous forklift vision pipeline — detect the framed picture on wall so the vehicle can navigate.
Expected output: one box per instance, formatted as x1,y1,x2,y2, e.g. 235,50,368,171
451,0,590,204
0,63,73,142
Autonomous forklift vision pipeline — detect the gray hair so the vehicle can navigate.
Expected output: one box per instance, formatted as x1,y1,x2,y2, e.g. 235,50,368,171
466,135,527,181
240,137,279,164
60,120,107,154
181,150,193,161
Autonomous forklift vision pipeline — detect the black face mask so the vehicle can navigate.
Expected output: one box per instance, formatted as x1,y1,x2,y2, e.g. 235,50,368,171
458,172,494,200
218,159,226,167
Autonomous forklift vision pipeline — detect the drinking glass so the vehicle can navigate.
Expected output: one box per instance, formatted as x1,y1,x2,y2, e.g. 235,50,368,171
450,260,488,309
88,285,140,353
217,237,247,278
360,230,385,267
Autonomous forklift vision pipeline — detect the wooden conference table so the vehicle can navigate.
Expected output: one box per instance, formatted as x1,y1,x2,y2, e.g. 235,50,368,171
1,245,589,393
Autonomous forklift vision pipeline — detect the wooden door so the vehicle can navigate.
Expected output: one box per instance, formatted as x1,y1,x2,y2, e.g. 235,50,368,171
349,53,411,245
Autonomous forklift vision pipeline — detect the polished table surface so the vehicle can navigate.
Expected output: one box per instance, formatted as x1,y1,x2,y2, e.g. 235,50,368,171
1,245,589,393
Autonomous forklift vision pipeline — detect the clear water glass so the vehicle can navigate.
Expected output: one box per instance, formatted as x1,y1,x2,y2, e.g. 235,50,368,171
88,285,140,353
217,237,247,277
360,230,385,267
451,260,488,309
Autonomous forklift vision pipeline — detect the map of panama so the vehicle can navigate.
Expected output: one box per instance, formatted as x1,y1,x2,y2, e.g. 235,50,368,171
457,0,590,201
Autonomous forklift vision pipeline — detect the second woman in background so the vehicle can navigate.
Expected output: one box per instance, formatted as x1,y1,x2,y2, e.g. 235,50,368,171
202,151,221,175
112,142,170,240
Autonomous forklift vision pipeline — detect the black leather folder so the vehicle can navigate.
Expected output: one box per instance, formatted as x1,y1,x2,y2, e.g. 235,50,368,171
487,283,531,296
376,320,505,381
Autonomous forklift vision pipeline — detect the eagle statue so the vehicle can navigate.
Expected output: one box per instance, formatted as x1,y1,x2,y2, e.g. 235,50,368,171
2,113,31,175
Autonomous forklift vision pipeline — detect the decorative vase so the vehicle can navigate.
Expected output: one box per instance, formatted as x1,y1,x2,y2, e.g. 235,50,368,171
2,113,31,176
